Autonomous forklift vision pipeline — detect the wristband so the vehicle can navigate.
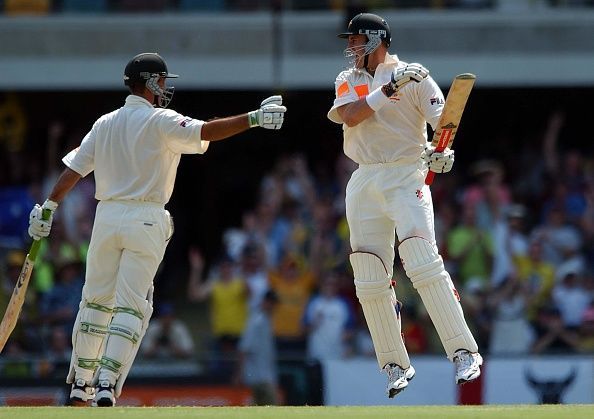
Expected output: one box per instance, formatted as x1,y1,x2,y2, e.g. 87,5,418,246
365,86,391,111
247,110,259,128
43,199,59,211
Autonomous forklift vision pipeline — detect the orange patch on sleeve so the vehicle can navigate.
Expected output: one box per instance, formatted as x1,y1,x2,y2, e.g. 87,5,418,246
337,81,349,97
354,84,369,98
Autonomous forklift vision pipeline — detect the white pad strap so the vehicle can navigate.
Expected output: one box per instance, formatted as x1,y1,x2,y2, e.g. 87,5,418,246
399,237,478,360
67,301,113,384
350,251,410,370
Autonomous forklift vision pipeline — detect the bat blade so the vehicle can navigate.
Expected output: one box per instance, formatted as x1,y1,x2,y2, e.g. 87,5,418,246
0,208,49,353
0,252,36,353
425,73,475,185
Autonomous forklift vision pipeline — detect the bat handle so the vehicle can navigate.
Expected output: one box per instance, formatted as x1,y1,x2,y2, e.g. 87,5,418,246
29,208,53,261
425,171,436,185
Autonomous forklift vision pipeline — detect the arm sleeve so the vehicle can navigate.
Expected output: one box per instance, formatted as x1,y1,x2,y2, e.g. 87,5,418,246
417,75,445,131
156,109,210,154
62,123,98,177
327,72,359,124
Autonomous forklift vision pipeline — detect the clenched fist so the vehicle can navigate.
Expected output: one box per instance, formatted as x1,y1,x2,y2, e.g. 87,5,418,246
248,95,287,130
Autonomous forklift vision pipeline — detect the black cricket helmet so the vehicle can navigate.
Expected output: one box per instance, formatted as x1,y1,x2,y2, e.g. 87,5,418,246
124,52,178,108
338,13,391,67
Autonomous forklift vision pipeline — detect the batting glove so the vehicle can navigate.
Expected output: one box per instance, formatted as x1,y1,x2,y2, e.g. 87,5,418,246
421,144,455,173
386,63,429,96
248,95,287,130
28,199,58,241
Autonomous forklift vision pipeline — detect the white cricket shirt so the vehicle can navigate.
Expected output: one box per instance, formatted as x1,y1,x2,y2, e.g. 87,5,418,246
63,95,209,205
328,53,445,165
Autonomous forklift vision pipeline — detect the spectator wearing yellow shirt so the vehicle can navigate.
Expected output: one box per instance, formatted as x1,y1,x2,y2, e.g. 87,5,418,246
187,248,248,364
268,252,317,356
514,239,556,320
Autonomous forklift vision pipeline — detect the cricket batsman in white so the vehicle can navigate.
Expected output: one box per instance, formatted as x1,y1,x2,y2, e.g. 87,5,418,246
327,13,482,398
28,52,286,407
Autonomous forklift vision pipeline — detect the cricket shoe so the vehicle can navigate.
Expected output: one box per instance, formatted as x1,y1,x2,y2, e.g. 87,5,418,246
454,349,483,384
384,363,415,398
69,378,94,406
95,379,116,407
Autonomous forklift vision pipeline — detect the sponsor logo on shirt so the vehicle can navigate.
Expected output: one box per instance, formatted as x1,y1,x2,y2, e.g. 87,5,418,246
430,97,445,105
180,118,192,127
337,81,350,98
354,84,369,98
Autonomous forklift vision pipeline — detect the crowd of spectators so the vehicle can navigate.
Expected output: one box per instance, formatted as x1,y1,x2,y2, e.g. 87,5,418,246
0,98,593,390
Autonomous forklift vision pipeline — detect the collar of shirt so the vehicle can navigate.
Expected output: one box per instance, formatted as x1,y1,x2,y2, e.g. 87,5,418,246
353,52,399,78
125,94,155,108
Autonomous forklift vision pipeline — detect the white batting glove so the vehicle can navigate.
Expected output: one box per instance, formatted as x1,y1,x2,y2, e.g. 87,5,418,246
421,144,455,173
248,95,287,130
28,199,58,241
387,63,429,94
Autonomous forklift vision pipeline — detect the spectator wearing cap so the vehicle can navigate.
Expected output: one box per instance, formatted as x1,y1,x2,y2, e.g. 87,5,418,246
490,203,530,287
462,159,511,230
140,302,195,359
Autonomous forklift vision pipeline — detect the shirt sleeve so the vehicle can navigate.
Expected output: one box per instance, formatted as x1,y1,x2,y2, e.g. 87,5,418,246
417,75,445,131
156,109,210,155
62,123,97,177
327,71,359,124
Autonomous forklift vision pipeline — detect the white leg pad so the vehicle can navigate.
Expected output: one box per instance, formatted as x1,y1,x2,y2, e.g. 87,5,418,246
350,251,410,370
399,237,478,360
67,300,113,384
94,286,154,398
113,286,153,398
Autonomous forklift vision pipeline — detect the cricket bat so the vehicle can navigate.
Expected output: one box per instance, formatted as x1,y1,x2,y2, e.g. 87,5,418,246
0,209,51,353
425,73,476,185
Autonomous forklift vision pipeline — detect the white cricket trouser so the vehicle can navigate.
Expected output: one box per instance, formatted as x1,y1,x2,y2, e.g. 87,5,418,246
71,200,172,383
84,200,172,307
347,161,479,362
346,161,434,275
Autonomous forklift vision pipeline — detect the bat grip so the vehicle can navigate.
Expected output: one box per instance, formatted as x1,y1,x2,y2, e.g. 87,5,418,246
29,208,52,261
425,171,436,185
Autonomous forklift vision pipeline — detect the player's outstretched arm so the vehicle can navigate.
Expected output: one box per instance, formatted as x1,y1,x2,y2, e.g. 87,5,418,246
201,95,287,141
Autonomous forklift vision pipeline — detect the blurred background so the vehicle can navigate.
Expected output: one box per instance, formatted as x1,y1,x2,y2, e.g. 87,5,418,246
1,0,593,407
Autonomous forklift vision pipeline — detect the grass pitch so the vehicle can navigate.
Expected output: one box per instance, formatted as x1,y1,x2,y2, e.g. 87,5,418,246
0,405,593,419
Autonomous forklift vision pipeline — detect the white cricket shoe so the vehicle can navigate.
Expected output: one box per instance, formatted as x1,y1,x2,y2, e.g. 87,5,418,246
69,378,94,406
454,350,483,384
94,379,115,407
384,363,415,398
